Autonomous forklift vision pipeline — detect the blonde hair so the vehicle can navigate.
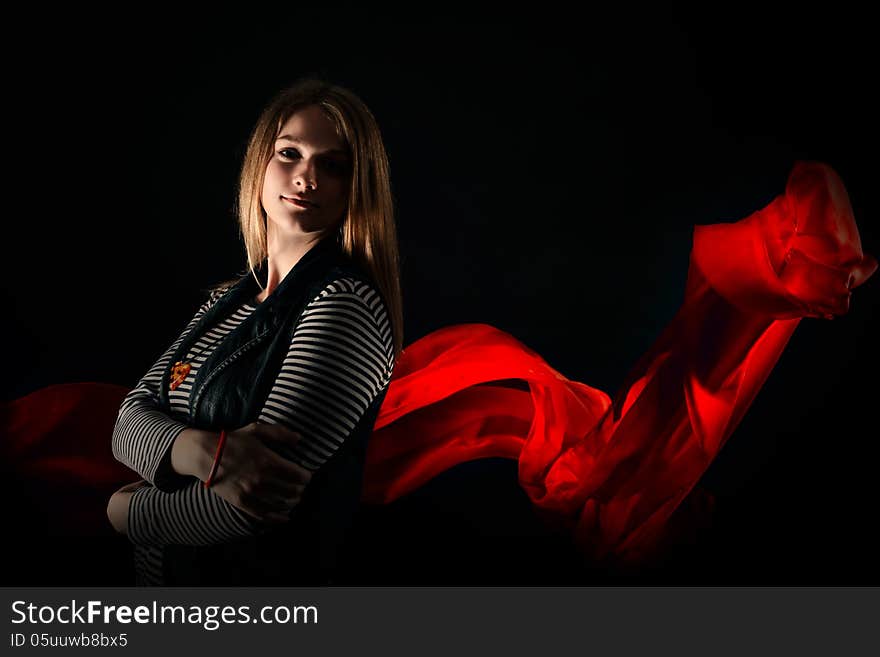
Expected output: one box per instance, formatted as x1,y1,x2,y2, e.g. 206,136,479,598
211,77,404,361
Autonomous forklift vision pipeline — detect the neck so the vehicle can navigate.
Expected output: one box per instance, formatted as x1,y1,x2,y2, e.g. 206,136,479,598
258,225,327,302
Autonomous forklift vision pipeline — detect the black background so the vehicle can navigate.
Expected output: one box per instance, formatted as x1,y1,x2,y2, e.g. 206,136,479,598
4,9,877,584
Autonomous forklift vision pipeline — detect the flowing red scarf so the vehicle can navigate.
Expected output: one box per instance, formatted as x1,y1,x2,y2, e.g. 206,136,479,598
2,161,875,568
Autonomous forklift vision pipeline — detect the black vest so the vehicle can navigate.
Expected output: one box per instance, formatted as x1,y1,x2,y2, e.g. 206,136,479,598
157,236,390,585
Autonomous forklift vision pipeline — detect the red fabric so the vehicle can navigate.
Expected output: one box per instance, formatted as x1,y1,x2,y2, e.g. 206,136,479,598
3,161,875,567
0,382,134,537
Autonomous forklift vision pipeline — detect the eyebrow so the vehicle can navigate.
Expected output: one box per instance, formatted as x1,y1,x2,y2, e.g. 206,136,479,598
275,134,349,155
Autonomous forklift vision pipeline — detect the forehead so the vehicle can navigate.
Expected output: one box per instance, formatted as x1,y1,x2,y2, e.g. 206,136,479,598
276,105,347,152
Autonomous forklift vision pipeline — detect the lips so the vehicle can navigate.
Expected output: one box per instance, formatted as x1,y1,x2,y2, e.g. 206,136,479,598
282,195,318,208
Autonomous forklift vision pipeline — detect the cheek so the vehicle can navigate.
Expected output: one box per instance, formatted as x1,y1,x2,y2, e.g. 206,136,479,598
264,160,286,187
330,180,351,209
261,168,282,202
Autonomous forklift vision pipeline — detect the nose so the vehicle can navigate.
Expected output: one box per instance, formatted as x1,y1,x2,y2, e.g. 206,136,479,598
292,159,317,191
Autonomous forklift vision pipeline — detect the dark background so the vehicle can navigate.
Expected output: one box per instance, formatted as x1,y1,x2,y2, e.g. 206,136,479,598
4,9,877,584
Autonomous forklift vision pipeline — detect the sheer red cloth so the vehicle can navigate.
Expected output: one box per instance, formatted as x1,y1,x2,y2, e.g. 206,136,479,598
2,161,875,567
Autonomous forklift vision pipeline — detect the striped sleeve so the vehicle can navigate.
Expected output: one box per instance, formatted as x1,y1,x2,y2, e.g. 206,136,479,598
126,276,395,547
111,288,226,492
260,276,395,470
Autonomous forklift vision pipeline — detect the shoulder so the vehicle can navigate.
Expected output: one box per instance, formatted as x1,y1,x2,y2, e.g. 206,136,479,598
199,281,237,313
312,274,389,318
299,274,394,363
305,275,390,334
189,287,225,322
208,285,232,304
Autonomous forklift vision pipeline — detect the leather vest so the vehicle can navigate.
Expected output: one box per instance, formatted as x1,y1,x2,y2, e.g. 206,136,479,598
157,236,391,585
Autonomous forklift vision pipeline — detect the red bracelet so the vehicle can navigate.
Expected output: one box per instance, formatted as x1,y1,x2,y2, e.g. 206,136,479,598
203,429,228,489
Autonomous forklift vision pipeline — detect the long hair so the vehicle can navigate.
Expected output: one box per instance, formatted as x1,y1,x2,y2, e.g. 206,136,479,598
211,77,404,361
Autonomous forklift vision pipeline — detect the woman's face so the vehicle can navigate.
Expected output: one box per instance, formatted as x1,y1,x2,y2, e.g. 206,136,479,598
261,104,352,239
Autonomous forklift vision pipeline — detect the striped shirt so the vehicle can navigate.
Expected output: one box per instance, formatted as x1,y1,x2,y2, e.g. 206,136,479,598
111,275,395,585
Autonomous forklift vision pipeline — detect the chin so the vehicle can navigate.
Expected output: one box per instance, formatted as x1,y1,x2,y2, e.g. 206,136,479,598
270,216,327,236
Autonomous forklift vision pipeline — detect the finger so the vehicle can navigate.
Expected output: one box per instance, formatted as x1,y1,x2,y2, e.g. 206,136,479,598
253,480,307,504
246,485,298,510
253,481,305,506
275,460,313,486
260,451,314,485
266,512,291,524
237,495,291,523
251,503,291,522
264,491,303,513
242,508,289,524
255,423,304,445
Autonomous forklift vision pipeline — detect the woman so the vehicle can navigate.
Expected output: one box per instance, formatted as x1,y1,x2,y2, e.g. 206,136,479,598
106,78,403,585
4,78,875,586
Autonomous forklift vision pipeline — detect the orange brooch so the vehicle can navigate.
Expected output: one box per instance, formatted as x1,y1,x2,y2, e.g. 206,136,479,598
169,361,192,391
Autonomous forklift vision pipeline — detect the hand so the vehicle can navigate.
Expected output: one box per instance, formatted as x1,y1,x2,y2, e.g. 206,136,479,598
196,421,313,524
107,479,150,535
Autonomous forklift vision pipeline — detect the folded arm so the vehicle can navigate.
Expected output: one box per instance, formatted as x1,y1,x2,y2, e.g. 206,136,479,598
111,291,223,493
125,277,395,547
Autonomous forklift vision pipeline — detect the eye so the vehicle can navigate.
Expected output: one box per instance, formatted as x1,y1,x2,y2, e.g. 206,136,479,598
277,148,350,176
322,159,351,176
